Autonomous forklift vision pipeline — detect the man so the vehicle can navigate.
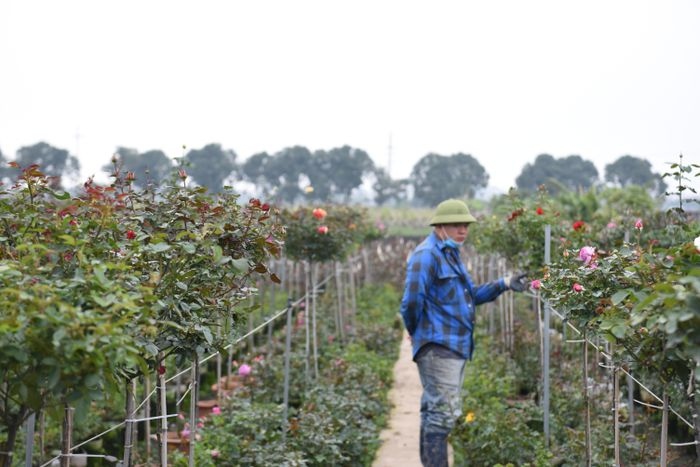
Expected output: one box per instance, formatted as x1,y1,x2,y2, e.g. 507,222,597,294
400,198,527,467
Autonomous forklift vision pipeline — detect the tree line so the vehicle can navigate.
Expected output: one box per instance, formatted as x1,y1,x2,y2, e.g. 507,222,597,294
0,141,667,205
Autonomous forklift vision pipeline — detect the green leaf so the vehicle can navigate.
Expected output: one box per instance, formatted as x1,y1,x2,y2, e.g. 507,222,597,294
149,243,171,253
231,258,249,273
92,265,111,288
611,324,627,339
611,290,629,306
212,245,223,263
59,234,77,246
93,293,117,307
47,188,71,200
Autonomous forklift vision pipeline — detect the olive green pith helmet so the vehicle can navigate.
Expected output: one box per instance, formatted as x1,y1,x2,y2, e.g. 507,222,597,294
429,199,477,226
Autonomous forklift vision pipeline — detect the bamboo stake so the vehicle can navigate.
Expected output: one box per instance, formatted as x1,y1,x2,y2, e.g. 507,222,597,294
158,355,168,467
304,261,311,382
60,405,73,467
627,373,635,435
145,376,151,462
542,300,551,448
334,261,343,342
660,387,669,467
612,345,620,466
188,360,200,467
583,331,592,467
311,262,319,379
282,297,293,443
122,380,136,467
24,412,35,467
348,257,358,333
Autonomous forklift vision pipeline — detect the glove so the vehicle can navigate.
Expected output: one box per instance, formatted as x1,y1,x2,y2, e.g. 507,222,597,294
505,272,528,292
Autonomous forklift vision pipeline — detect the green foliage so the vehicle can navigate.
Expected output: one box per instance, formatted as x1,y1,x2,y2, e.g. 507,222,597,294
186,284,402,466
452,337,550,466
472,186,563,273
282,204,381,262
0,162,284,460
663,153,700,214
541,219,700,388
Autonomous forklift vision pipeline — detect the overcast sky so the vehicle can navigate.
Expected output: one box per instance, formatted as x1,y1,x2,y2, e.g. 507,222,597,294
1,1,699,193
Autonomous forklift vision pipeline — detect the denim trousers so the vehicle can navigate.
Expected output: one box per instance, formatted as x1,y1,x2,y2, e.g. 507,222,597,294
416,344,467,436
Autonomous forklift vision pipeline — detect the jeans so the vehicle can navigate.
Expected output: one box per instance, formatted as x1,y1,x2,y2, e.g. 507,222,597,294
416,344,467,466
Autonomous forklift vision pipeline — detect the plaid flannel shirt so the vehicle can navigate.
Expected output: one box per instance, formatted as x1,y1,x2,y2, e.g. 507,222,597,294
400,231,507,360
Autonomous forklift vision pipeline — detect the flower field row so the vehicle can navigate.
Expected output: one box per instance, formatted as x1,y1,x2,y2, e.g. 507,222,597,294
470,179,700,461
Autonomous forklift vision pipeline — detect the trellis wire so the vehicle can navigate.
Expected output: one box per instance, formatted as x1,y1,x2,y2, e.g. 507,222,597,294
32,253,361,467
543,303,695,431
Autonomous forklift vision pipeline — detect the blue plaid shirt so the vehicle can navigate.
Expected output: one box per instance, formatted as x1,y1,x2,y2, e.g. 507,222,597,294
400,231,507,360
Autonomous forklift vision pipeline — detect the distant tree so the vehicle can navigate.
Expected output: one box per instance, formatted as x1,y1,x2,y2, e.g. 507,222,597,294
516,154,598,194
372,168,409,206
183,144,237,192
605,155,666,195
105,147,173,189
327,146,376,202
304,146,376,203
241,152,279,198
411,153,488,206
267,146,313,205
304,150,333,202
15,142,80,189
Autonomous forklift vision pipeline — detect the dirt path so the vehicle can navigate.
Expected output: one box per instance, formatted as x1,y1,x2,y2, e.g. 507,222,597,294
372,330,422,467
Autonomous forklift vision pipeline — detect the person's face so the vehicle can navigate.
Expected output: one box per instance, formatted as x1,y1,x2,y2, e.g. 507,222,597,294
440,223,470,243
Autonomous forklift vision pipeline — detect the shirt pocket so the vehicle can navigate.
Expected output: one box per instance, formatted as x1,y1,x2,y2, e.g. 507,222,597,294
435,269,461,305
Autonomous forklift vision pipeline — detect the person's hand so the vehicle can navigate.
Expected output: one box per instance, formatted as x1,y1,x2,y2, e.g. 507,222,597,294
505,272,528,292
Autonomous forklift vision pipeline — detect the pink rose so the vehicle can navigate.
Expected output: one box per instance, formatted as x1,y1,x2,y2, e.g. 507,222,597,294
530,279,542,290
634,218,644,230
572,283,584,292
312,208,327,220
238,363,252,376
317,225,329,235
211,405,221,415
578,246,596,265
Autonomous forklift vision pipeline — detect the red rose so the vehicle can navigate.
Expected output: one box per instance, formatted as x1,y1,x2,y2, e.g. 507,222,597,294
536,207,544,215
312,208,327,220
126,230,137,240
572,220,585,231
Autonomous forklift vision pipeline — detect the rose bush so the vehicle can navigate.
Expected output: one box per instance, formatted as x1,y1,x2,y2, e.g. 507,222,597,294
0,162,285,464
282,204,381,262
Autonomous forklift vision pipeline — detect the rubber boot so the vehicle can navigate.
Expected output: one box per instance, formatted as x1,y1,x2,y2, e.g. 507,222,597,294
419,425,425,463
420,432,448,467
